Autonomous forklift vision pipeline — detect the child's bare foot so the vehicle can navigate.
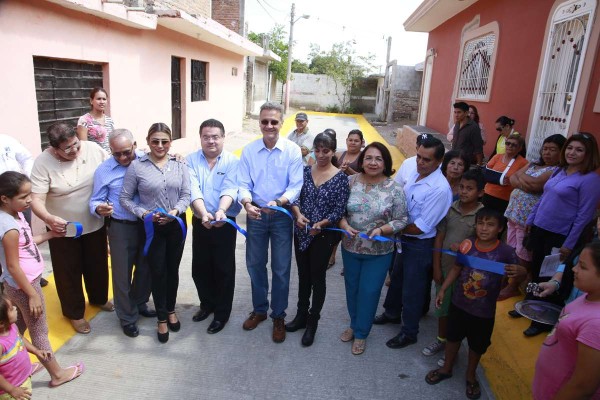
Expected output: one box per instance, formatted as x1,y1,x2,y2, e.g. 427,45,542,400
49,362,85,388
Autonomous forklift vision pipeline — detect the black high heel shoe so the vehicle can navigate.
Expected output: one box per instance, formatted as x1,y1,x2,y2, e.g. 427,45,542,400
167,312,181,332
157,321,169,343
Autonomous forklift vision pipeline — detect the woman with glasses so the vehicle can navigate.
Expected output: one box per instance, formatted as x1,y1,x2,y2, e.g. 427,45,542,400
490,116,526,159
338,142,407,355
120,123,190,343
515,132,600,337
482,133,528,215
77,87,114,153
30,123,111,334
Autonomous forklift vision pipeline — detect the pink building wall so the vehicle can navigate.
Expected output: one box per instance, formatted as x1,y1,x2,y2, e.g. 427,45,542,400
0,0,247,155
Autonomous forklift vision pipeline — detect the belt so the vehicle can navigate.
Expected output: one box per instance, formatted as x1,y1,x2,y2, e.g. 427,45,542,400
401,235,434,241
110,217,139,225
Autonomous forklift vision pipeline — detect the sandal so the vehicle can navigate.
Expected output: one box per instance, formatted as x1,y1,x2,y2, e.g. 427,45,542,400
99,301,115,312
340,328,354,342
48,362,85,388
351,339,366,355
425,369,453,385
70,318,91,334
466,380,481,399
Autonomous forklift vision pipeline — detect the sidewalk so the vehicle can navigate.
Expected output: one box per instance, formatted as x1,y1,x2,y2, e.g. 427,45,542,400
31,112,493,399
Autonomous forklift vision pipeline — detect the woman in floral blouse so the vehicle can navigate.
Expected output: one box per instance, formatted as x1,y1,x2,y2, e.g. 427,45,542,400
338,142,408,355
76,87,114,153
286,132,350,347
500,134,566,300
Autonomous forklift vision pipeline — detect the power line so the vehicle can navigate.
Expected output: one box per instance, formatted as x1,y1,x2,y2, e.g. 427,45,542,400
261,0,287,14
253,0,279,24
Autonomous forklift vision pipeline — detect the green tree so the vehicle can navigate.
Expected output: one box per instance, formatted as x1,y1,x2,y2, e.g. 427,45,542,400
308,41,375,112
248,25,289,82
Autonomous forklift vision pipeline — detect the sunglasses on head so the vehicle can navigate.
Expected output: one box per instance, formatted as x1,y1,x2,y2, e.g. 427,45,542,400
260,119,280,126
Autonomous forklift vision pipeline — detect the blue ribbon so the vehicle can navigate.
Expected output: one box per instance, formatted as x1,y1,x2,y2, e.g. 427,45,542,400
67,221,83,238
305,225,352,238
210,218,247,237
264,205,294,221
143,208,187,256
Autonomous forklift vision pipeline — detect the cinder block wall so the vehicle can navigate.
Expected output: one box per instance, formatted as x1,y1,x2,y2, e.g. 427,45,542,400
211,0,243,35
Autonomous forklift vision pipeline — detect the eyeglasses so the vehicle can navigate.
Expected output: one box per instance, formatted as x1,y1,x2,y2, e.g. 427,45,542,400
58,139,81,154
112,148,133,158
150,139,171,146
364,156,384,163
201,135,223,142
260,119,280,126
505,142,519,147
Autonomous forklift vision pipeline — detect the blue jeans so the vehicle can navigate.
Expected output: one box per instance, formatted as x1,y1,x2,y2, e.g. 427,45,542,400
342,248,392,339
383,237,434,339
246,211,293,319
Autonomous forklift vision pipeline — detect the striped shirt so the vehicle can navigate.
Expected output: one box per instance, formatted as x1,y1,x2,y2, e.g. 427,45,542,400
238,136,303,206
0,325,30,393
77,113,114,153
89,150,144,221
186,150,241,217
119,154,191,218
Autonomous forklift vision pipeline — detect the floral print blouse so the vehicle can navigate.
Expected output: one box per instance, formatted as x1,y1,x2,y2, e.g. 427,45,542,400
294,166,350,252
504,164,556,226
342,174,408,256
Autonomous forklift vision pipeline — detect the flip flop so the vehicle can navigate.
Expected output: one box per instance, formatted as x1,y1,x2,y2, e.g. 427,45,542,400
425,369,453,385
48,362,85,388
70,319,91,334
466,380,481,399
31,362,45,376
351,339,366,355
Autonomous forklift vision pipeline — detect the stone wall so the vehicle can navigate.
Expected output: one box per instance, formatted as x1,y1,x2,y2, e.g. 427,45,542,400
389,65,422,122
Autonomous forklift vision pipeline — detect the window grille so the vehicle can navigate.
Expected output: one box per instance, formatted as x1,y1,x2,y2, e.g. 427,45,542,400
191,60,207,102
457,33,496,100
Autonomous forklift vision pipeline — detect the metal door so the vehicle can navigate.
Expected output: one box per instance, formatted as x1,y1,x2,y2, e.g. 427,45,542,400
171,56,182,140
527,0,596,159
33,57,103,149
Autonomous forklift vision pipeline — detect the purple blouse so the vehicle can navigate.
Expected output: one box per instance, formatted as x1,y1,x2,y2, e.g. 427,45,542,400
527,168,600,249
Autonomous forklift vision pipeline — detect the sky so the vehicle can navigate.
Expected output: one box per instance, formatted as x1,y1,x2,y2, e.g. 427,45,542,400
244,0,429,74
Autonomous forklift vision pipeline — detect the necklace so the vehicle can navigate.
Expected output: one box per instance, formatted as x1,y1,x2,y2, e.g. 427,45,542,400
52,149,80,187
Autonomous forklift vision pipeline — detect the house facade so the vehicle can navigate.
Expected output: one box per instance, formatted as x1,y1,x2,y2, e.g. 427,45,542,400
0,0,264,154
405,0,600,159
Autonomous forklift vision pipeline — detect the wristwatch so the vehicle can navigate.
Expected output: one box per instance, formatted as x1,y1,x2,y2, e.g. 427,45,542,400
274,199,282,207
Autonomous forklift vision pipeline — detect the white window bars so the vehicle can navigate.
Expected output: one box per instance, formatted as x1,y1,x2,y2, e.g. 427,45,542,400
457,33,496,101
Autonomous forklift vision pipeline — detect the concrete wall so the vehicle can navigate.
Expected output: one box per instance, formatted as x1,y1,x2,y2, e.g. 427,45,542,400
389,65,422,121
0,0,246,155
157,0,211,17
289,73,347,111
246,58,269,115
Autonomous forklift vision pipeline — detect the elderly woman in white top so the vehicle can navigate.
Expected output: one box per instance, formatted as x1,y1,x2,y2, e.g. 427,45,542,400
30,123,112,334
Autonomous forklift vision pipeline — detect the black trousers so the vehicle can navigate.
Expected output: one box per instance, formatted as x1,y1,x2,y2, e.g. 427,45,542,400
48,226,109,320
146,218,187,322
191,216,237,321
293,231,339,317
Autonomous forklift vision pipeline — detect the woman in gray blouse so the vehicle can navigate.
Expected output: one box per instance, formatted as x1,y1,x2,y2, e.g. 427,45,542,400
120,123,190,343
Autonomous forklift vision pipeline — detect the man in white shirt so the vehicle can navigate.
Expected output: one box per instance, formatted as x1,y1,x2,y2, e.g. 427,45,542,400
287,112,316,165
376,137,452,349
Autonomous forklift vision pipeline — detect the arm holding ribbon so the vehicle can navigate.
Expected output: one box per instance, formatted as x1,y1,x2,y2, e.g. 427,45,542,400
31,193,67,233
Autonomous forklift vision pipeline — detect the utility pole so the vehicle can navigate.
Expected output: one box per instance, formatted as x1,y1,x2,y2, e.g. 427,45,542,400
284,3,309,115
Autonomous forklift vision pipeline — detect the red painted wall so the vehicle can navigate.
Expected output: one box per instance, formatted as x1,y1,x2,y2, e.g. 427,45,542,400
425,0,554,156
580,42,600,133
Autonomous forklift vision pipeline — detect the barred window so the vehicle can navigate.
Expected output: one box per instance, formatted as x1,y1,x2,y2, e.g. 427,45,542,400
191,60,207,102
457,33,496,100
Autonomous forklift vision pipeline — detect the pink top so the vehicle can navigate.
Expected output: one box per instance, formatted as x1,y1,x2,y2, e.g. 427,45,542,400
0,324,31,393
533,295,600,399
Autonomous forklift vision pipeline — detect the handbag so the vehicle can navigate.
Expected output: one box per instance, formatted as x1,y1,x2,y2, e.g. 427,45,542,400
483,157,515,185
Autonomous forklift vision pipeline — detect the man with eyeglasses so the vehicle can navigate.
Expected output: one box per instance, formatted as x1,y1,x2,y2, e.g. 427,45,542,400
239,102,303,343
375,137,452,349
287,112,315,165
186,119,240,334
89,129,155,338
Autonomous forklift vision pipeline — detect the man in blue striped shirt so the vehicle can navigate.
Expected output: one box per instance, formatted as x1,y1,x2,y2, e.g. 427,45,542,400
90,129,155,338
187,119,240,334
239,102,303,343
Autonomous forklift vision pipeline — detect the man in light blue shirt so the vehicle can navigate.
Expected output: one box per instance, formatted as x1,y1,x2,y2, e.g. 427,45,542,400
375,137,452,349
90,129,155,338
187,119,240,334
239,102,303,343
